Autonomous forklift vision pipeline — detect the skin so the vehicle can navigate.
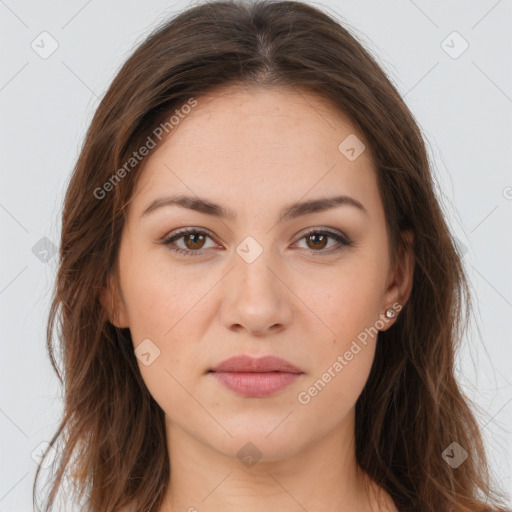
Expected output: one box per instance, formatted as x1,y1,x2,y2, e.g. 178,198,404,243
102,84,414,512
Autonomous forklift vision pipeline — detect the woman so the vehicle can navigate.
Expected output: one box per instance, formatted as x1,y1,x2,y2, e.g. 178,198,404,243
33,1,509,511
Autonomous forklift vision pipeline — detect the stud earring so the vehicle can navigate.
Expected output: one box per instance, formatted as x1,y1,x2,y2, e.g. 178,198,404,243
385,308,397,319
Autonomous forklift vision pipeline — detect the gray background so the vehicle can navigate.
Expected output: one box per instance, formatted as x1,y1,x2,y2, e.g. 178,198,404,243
0,0,511,510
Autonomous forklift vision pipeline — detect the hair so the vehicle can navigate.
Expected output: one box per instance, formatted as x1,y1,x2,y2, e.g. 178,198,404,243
33,1,509,511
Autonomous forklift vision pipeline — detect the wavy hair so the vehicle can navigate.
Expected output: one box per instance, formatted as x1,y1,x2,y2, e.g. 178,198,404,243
33,1,509,511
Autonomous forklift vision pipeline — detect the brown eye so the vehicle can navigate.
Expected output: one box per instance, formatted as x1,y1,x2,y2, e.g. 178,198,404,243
162,229,218,255
295,229,352,255
183,233,207,250
305,233,328,250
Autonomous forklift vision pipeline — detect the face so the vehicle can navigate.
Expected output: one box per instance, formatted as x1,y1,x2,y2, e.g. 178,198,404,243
103,85,413,462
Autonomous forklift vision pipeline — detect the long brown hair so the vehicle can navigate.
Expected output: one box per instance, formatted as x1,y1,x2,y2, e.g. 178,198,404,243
33,1,509,511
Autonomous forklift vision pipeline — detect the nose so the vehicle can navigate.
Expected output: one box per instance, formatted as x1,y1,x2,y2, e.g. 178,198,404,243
219,245,293,337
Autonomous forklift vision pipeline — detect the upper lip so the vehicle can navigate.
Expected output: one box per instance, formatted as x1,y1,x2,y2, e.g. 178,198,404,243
209,355,303,374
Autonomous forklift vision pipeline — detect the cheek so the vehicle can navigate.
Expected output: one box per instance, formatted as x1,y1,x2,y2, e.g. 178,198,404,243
296,318,378,429
123,270,206,421
119,248,213,342
296,257,385,345
291,254,384,411
118,244,225,370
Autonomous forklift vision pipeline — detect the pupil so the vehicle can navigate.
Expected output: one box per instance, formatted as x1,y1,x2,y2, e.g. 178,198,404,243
187,234,204,249
309,234,327,249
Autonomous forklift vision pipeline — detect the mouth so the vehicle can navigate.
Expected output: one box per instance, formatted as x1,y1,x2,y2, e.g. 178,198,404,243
208,354,304,397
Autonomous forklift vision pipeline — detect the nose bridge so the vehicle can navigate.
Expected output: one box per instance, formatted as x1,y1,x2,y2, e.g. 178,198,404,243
233,233,281,299
220,233,292,334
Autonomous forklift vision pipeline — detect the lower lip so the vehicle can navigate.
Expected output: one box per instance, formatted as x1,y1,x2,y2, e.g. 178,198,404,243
210,371,302,397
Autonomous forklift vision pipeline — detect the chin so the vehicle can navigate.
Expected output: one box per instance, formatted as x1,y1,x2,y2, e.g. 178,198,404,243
200,417,311,464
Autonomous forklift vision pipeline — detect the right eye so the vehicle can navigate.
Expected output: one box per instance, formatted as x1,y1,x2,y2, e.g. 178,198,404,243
161,228,221,256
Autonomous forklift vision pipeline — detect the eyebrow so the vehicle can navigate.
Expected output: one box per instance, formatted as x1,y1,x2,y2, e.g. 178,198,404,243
141,193,369,221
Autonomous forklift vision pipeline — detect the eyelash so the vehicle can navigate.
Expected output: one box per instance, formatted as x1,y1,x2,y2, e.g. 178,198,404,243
160,227,353,257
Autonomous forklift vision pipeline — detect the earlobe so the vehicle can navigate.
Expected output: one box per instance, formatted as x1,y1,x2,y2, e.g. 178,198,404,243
99,275,130,328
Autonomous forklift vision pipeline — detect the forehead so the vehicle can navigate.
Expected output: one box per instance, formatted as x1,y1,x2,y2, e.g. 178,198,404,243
130,84,380,220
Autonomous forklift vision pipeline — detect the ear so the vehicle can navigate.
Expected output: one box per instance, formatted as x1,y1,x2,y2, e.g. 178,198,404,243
99,273,130,328
379,229,415,331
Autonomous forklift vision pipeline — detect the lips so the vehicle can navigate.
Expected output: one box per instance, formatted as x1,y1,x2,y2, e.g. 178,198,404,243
208,355,304,398
209,354,303,374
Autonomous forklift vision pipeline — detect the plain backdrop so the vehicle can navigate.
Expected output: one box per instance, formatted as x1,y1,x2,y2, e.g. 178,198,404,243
0,0,511,510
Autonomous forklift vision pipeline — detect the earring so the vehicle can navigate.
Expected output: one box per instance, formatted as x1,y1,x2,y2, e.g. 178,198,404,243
385,308,397,319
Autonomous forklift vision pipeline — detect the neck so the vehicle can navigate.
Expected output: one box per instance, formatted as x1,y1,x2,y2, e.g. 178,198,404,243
157,408,396,512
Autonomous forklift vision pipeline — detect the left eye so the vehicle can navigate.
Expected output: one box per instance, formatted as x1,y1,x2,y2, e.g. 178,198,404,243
161,228,351,256
295,230,351,252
